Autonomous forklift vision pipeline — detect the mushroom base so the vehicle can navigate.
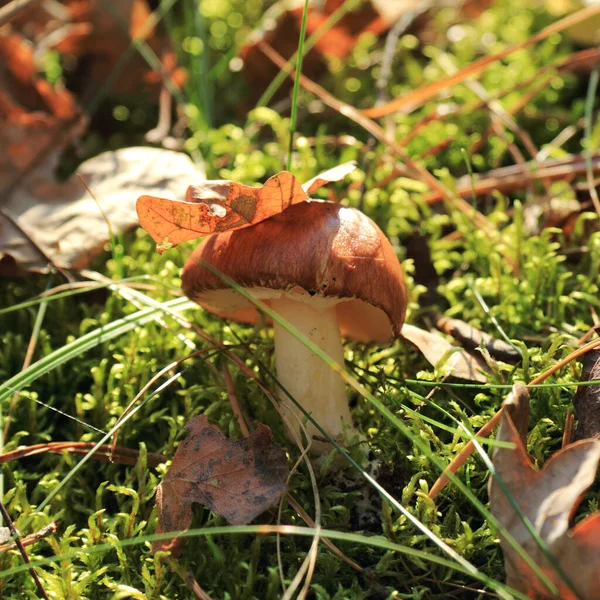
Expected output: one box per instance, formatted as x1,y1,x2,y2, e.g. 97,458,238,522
271,294,357,453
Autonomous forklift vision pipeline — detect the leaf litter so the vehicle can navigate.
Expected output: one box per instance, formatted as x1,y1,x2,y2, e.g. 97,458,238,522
490,384,600,599
0,146,206,274
573,344,600,441
153,415,289,555
401,323,491,382
0,20,196,275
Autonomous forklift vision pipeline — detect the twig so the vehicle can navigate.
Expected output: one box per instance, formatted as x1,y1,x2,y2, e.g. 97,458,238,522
0,499,50,599
0,0,42,27
0,442,166,467
168,558,214,600
360,3,600,118
222,362,251,437
562,409,574,448
0,522,57,553
422,153,600,204
287,494,364,574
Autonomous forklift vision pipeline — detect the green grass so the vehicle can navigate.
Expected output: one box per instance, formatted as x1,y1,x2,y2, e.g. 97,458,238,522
2,0,600,598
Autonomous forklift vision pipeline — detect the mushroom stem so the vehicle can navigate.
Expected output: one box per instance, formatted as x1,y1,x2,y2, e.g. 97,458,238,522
271,295,355,451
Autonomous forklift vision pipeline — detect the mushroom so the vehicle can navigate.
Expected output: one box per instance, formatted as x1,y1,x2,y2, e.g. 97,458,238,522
181,200,407,452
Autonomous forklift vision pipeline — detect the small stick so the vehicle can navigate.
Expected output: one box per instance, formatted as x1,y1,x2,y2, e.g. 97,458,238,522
0,522,57,553
428,407,504,499
0,442,166,467
0,499,50,599
184,571,214,600
287,494,364,574
562,409,574,448
168,558,214,600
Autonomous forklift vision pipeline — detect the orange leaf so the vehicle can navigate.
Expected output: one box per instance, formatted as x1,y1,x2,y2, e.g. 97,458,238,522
137,163,356,251
489,384,600,599
153,416,288,554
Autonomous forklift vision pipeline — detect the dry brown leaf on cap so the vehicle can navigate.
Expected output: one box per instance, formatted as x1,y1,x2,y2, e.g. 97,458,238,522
153,415,289,555
136,161,356,252
0,147,206,275
573,346,600,440
490,383,600,600
401,323,491,382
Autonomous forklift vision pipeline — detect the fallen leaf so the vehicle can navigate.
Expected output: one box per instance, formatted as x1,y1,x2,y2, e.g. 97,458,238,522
137,163,355,251
9,0,184,97
490,383,600,600
401,323,490,382
153,416,288,554
0,147,205,274
573,347,600,440
0,29,84,190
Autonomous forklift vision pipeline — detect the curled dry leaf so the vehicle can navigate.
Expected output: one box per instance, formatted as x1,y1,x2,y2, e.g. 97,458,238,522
401,323,491,382
573,347,600,440
154,415,289,555
136,162,356,252
301,161,356,194
490,383,600,600
0,147,205,274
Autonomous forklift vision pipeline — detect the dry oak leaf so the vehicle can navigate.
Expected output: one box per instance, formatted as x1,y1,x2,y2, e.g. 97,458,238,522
490,383,600,600
573,346,600,440
0,28,83,188
0,147,205,274
400,323,491,382
153,415,289,554
9,0,182,97
136,161,356,252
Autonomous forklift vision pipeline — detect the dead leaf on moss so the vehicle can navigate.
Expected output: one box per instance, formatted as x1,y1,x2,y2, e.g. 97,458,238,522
0,29,84,189
401,323,490,382
0,147,205,274
8,0,185,97
137,162,355,251
573,347,600,440
490,383,600,600
153,415,288,554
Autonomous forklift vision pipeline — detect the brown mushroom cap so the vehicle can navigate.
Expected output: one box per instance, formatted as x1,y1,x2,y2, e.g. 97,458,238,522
182,201,407,342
